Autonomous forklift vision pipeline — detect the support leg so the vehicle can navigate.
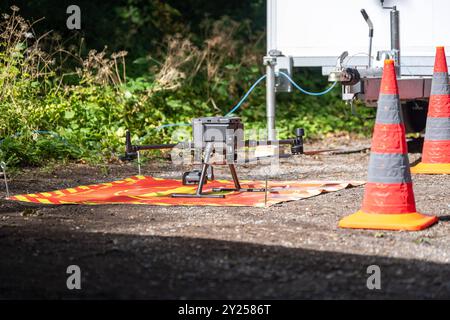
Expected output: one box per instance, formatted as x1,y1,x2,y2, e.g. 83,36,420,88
229,164,241,190
266,57,277,142
171,142,225,198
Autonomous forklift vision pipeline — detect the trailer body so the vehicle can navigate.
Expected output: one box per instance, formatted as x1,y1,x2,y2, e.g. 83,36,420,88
268,0,450,77
265,0,450,133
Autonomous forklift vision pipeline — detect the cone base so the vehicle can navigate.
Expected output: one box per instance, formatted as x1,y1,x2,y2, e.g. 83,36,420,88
338,211,438,231
410,162,450,174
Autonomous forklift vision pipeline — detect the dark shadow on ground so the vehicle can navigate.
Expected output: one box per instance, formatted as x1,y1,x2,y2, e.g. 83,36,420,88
0,225,449,299
407,137,424,154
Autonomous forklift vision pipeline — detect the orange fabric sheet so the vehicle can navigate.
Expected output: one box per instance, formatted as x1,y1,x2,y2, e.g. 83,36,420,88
8,176,364,207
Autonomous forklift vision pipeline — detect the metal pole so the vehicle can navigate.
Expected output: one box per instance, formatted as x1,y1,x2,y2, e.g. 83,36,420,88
390,7,401,74
137,151,141,176
266,60,276,141
266,0,277,142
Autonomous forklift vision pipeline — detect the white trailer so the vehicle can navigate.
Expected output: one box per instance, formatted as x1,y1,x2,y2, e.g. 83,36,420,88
265,0,450,136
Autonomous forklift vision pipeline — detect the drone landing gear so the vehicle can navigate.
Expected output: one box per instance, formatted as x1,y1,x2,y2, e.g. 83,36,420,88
171,162,225,198
171,142,266,199
171,163,265,199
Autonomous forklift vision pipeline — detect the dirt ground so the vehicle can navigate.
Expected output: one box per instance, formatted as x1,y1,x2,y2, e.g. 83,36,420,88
0,137,449,299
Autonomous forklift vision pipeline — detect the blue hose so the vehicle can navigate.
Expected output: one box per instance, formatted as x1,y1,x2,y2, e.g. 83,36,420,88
224,72,337,115
225,74,267,117
277,71,338,96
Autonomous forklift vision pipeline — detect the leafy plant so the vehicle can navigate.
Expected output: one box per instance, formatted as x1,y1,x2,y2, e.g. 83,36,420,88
0,6,374,168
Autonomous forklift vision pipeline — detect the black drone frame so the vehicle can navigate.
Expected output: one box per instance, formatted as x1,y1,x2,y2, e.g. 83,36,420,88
121,124,305,199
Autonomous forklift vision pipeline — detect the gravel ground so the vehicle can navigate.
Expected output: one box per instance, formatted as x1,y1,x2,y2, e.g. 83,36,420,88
0,137,449,299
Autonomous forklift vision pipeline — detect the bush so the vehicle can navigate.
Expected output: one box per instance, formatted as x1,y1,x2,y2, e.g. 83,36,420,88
0,7,374,168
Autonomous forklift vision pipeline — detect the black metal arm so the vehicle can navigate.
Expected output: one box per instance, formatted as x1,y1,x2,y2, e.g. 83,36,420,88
121,128,305,162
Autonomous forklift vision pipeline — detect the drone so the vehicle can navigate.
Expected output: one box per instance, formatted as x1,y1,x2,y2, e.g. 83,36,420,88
121,116,305,198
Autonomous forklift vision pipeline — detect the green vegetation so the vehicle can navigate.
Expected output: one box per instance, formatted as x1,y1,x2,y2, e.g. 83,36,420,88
0,3,374,167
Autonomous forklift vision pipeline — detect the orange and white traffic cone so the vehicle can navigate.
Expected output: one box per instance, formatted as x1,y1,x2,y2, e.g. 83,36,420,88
339,60,438,231
411,46,450,174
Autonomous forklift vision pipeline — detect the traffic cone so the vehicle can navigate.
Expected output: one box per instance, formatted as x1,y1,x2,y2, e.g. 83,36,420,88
339,60,438,231
411,46,450,174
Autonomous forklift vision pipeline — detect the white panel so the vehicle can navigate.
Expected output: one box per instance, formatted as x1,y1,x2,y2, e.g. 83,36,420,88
268,0,450,75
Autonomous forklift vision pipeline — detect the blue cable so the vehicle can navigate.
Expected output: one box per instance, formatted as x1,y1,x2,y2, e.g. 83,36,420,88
225,74,267,116
278,71,338,96
225,72,337,116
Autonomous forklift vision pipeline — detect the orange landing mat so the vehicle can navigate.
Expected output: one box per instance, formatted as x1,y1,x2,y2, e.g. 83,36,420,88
8,176,365,207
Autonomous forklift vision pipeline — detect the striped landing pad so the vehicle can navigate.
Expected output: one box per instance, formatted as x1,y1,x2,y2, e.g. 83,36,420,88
7,176,365,208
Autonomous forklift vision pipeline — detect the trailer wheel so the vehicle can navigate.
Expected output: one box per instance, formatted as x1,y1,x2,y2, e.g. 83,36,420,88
402,100,428,133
